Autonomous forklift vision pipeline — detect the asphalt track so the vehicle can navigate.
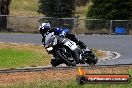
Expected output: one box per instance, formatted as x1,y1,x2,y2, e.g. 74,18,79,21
0,33,132,65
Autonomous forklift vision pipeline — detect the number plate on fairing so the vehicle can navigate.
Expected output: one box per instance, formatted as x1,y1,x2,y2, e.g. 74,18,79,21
64,41,78,51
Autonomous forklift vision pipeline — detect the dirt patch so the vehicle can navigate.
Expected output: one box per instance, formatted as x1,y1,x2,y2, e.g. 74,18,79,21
0,42,43,50
0,69,77,86
95,50,107,58
0,66,131,86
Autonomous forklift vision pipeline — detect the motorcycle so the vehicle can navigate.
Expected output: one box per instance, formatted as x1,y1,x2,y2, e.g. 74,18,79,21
44,32,98,66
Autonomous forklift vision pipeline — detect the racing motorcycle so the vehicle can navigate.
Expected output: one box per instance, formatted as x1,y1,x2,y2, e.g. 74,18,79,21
44,32,98,67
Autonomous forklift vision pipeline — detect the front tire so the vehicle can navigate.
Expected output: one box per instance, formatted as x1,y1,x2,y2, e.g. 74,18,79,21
51,59,62,67
56,50,76,66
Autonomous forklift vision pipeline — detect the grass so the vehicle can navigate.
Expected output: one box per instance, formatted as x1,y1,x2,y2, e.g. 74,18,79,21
10,81,131,88
10,0,38,11
0,60,132,88
0,43,105,69
0,43,51,69
3,81,132,88
0,44,130,88
0,48,35,68
10,0,43,16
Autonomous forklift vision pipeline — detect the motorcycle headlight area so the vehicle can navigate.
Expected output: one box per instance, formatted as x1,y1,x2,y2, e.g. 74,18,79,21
46,47,53,51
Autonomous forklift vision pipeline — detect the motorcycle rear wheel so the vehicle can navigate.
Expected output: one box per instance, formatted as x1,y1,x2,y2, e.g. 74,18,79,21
84,53,98,65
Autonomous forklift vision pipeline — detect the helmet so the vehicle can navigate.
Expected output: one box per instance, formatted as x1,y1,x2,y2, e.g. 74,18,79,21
39,23,51,35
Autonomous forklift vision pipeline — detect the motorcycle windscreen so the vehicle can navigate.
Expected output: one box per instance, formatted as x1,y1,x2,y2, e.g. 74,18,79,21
45,32,57,47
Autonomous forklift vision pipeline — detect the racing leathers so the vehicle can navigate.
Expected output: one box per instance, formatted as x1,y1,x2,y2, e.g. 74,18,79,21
53,28,88,50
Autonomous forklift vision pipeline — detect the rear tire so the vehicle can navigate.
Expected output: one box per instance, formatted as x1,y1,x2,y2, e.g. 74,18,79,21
88,57,98,65
84,53,98,65
51,59,62,67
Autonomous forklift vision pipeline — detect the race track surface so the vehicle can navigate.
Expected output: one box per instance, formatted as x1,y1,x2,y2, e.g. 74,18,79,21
0,33,132,65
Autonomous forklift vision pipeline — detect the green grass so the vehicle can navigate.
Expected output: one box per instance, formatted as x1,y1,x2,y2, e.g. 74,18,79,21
0,43,51,69
0,43,104,69
0,48,37,68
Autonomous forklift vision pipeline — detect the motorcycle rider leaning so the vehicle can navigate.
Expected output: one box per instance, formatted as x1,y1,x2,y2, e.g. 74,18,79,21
39,22,91,63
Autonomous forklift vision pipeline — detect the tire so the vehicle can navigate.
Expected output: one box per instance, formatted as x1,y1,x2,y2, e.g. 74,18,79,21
60,48,77,66
56,50,75,66
87,56,98,65
84,53,98,65
51,59,62,67
88,56,98,65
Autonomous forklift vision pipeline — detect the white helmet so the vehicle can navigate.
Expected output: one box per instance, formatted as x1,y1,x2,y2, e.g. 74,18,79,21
39,23,51,30
39,23,51,35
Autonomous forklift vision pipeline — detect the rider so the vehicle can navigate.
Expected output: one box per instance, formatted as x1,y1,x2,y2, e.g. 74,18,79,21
39,22,91,63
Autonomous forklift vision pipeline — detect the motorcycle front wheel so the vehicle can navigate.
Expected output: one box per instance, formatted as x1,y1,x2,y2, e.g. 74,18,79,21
51,59,62,67
55,50,76,66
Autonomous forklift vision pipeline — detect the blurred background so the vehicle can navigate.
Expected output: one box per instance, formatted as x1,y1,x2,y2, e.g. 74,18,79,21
0,0,132,34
